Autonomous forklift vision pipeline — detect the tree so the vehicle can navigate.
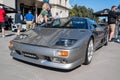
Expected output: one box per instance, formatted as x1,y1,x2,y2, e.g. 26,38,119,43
117,4,120,12
69,5,99,21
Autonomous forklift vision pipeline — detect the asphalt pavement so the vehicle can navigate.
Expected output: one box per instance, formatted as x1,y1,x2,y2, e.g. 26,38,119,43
0,31,120,80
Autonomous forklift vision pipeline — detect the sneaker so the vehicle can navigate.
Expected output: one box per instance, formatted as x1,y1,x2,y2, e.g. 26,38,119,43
117,39,120,42
108,40,112,42
2,35,5,38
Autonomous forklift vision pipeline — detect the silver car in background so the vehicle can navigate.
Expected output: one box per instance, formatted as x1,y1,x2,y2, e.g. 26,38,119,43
9,17,108,70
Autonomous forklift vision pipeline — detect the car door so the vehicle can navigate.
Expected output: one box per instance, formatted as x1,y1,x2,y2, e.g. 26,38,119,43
89,20,103,48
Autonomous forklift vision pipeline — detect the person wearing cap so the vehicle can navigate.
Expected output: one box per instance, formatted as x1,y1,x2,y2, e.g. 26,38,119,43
108,5,118,41
24,10,34,30
0,5,6,37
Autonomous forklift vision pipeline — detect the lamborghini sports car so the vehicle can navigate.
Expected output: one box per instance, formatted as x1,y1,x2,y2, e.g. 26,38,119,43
9,17,108,70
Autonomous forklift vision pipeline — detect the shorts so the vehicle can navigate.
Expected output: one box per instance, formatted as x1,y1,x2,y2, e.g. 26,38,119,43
0,22,5,28
109,24,116,32
26,21,33,29
16,23,22,29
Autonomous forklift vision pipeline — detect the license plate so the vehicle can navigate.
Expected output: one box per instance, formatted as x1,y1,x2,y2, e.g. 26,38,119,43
23,52,38,59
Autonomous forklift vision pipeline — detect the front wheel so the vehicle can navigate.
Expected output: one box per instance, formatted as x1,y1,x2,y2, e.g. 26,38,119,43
84,39,94,65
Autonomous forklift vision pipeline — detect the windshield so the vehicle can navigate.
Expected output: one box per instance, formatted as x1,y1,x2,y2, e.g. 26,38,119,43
40,18,88,29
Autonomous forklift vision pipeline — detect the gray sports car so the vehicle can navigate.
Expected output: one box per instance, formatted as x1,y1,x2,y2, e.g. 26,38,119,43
9,17,108,70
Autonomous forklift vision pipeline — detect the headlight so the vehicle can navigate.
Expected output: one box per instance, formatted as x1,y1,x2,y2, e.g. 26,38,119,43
55,38,77,47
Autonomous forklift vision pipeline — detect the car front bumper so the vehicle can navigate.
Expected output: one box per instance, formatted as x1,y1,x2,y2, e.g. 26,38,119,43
11,51,80,70
10,42,84,70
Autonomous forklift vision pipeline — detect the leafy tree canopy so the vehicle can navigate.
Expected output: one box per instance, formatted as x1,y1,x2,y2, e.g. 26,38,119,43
69,5,98,21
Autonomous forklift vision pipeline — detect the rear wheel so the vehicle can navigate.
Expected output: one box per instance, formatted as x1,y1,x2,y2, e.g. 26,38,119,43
84,39,94,65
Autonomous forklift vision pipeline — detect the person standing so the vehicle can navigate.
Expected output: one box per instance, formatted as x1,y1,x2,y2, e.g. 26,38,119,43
55,12,60,19
8,16,13,30
0,5,6,38
108,6,118,41
24,10,34,30
5,14,10,30
14,10,23,35
40,3,49,23
37,3,50,27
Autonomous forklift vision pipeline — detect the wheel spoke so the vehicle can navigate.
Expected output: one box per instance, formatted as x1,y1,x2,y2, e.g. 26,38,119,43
87,40,93,62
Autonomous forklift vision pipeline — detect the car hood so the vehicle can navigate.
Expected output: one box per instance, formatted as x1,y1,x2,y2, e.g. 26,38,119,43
14,28,88,47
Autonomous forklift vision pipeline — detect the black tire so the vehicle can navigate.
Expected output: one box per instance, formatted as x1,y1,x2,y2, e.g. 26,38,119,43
104,35,109,46
84,39,94,65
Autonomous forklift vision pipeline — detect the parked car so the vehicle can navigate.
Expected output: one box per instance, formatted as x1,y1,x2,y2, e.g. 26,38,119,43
9,17,108,70
11,21,26,32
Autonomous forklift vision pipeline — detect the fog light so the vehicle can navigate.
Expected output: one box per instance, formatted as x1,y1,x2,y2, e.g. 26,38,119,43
51,57,61,63
62,59,67,64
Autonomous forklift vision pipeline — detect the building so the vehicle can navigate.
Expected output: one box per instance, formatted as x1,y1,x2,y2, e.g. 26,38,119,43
50,0,70,17
0,0,70,18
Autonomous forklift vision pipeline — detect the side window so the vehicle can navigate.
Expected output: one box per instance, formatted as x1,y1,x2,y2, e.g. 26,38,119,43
89,20,98,29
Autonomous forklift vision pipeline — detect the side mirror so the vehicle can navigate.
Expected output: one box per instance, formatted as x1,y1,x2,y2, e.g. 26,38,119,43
93,24,97,28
